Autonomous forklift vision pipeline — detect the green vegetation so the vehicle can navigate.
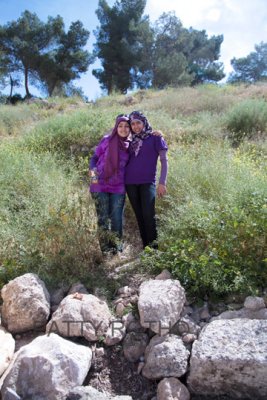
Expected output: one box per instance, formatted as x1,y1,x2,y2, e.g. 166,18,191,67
143,142,266,296
94,2,224,94
0,84,266,298
224,99,267,145
0,10,93,97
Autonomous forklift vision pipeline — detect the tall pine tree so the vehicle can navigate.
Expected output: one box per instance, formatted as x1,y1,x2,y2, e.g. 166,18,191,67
93,0,147,94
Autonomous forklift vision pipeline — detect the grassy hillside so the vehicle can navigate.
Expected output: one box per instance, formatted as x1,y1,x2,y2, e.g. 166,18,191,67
0,84,266,297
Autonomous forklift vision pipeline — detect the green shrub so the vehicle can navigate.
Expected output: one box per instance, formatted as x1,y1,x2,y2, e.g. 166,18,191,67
0,145,99,287
18,109,109,154
0,105,33,136
143,142,267,297
17,107,132,161
224,99,267,145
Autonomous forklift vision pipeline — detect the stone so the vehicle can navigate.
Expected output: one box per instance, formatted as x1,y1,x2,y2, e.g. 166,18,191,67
155,269,172,280
1,273,50,333
1,333,92,400
67,385,132,399
95,347,105,357
0,327,15,377
170,316,201,337
46,293,112,341
138,279,185,334
122,312,145,333
157,377,190,400
116,303,125,317
142,334,189,380
50,286,68,308
187,319,267,399
137,362,145,374
123,332,149,362
182,333,197,344
104,320,126,346
211,307,267,321
244,296,266,311
68,282,89,295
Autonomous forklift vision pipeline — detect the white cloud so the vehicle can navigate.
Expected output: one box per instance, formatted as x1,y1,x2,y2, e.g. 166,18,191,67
206,8,221,22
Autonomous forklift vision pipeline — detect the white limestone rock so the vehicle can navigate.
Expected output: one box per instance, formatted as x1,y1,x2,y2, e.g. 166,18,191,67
142,334,189,380
1,333,92,400
1,273,50,333
187,319,267,399
138,279,185,334
46,293,112,341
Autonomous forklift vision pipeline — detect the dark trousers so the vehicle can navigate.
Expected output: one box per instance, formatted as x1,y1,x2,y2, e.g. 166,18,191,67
91,192,125,253
126,183,158,248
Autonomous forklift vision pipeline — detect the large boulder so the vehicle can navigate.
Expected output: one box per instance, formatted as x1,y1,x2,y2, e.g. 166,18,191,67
138,279,185,334
1,333,92,400
0,327,15,377
1,273,50,333
142,334,189,380
187,319,267,399
46,293,112,341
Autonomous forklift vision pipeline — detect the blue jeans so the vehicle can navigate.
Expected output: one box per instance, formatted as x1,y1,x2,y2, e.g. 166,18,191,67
126,183,158,248
91,192,125,253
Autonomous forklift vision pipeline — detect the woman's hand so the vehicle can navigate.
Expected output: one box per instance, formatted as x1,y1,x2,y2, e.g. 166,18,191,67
157,184,167,197
152,130,163,137
89,169,98,184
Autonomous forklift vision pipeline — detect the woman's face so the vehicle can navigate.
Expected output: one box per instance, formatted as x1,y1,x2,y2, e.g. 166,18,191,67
117,121,130,138
130,120,144,134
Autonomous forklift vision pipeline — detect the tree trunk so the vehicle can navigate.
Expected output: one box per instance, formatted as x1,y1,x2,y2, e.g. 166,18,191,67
9,75,14,99
24,67,31,98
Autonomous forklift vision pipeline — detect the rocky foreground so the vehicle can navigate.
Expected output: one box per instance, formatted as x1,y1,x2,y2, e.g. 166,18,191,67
0,271,267,399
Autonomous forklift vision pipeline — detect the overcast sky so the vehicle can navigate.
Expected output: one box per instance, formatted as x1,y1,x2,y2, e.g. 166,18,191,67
1,0,266,99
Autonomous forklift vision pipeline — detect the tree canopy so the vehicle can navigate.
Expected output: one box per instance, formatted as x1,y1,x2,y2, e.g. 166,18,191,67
93,0,147,94
93,3,225,93
3,2,267,98
0,10,93,97
228,42,267,83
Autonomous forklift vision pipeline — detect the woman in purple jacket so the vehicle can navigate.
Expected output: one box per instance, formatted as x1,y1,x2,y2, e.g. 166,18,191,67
125,111,168,249
89,115,130,255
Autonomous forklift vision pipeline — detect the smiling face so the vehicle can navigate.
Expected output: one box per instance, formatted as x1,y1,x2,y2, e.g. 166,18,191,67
130,119,144,134
117,121,130,138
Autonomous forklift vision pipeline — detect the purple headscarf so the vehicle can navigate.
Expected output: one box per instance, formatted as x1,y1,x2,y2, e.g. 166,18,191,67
129,111,152,156
104,115,130,180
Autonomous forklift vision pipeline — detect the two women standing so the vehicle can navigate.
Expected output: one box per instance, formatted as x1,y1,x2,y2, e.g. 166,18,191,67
89,111,168,255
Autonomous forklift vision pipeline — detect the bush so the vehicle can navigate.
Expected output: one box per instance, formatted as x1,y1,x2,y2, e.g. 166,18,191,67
18,108,124,159
224,99,267,145
143,142,267,297
9,93,24,104
0,104,34,136
0,145,99,287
